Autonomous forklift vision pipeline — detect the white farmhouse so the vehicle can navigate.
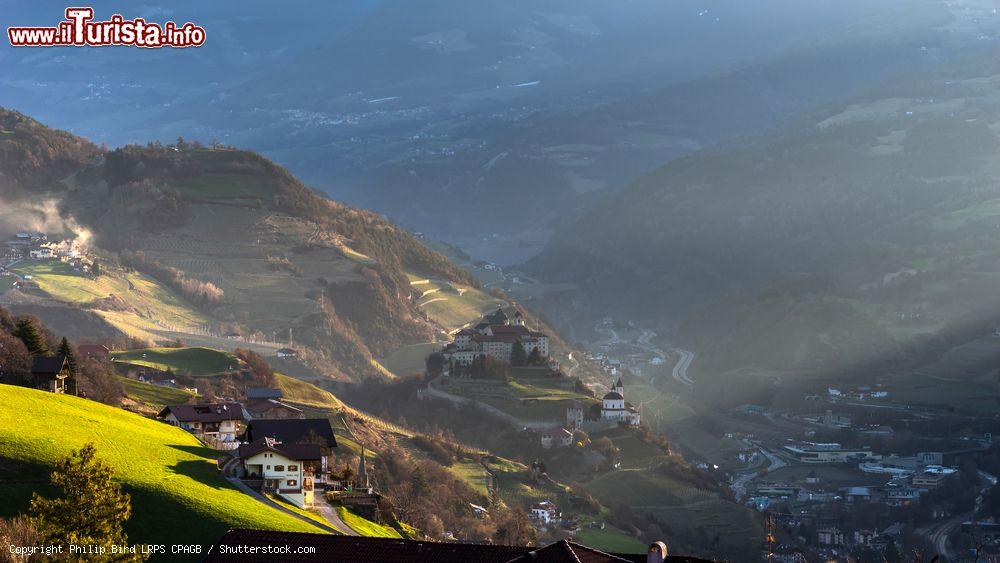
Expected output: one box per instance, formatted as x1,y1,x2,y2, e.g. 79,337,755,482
157,402,247,443
238,437,321,508
530,501,559,524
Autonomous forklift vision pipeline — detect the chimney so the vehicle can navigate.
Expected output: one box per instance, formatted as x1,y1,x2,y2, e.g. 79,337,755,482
646,541,668,563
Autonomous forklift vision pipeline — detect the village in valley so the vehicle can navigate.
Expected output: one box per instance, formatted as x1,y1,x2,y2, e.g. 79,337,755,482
443,260,1000,561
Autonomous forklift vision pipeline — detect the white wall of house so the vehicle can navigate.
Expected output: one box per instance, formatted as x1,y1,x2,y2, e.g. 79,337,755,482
163,414,241,442
530,506,557,524
243,450,314,508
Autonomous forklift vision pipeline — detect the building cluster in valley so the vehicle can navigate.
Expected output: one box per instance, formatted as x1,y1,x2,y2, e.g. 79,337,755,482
749,446,961,511
726,393,999,560
1,230,94,280
441,307,550,368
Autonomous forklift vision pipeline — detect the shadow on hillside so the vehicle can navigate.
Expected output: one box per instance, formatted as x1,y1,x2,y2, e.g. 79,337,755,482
169,460,230,490
167,444,222,459
0,456,51,482
123,483,230,552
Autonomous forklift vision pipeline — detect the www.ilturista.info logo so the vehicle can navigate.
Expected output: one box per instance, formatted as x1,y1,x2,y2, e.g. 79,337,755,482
7,7,205,48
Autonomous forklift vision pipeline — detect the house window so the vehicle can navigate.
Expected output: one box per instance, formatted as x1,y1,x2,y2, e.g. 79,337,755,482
274,465,285,472
286,480,297,487
288,465,298,471
266,465,270,470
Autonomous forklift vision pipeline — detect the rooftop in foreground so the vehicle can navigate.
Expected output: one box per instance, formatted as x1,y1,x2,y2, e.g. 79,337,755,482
204,529,712,563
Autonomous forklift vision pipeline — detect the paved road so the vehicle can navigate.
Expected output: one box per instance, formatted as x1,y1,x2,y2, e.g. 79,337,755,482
730,441,787,501
312,493,359,536
922,511,965,560
566,352,580,378
597,326,695,386
669,347,695,386
917,470,997,559
635,329,694,386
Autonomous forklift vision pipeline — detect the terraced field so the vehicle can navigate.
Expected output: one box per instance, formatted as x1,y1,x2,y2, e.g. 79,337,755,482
584,468,760,550
443,372,597,421
381,342,440,378
129,205,363,339
8,260,209,336
412,277,506,333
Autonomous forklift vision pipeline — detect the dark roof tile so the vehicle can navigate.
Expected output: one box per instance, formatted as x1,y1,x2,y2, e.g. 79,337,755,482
203,530,712,563
245,418,337,448
205,530,527,563
157,402,245,424
31,355,68,376
245,387,283,400
238,437,322,461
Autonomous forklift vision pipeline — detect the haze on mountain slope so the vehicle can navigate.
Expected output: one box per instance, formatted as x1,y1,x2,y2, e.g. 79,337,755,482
528,47,1000,390
1,0,979,262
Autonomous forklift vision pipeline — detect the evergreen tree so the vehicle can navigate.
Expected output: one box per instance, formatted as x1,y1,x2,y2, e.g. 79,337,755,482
29,444,140,561
510,341,527,366
14,317,49,357
58,337,77,375
410,467,429,499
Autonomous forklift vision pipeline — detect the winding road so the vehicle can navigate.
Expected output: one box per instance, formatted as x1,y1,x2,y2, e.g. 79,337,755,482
669,347,695,386
918,469,997,559
730,440,788,501
597,327,696,386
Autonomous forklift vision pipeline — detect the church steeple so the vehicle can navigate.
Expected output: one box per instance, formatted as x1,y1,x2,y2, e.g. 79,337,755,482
356,446,370,490
613,377,624,396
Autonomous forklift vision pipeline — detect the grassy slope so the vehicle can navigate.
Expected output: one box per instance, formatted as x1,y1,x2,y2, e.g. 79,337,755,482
112,347,239,377
335,506,402,538
444,373,597,421
574,527,647,553
265,493,335,531
412,277,505,333
274,372,344,409
381,342,440,378
0,385,319,546
10,260,209,340
120,377,196,408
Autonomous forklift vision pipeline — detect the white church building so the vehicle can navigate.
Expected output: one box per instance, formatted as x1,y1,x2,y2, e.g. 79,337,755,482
600,378,641,426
